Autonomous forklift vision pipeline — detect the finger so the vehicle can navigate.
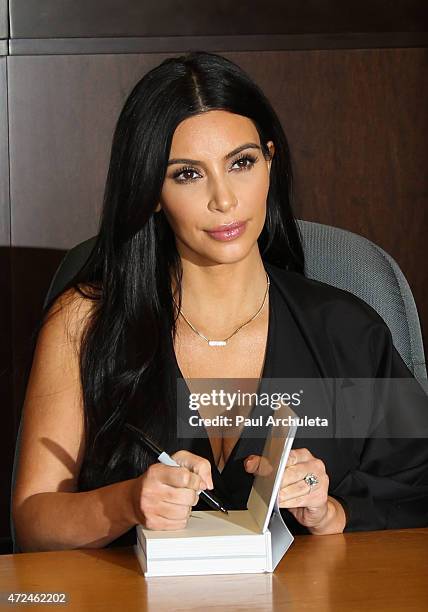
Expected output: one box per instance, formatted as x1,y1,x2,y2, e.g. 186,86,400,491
278,479,315,504
144,511,189,531
171,450,214,489
279,488,328,509
278,477,328,508
160,465,203,491
287,448,313,466
286,504,329,528
244,455,273,476
192,458,214,490
243,455,261,474
281,458,326,487
161,485,200,507
155,499,194,521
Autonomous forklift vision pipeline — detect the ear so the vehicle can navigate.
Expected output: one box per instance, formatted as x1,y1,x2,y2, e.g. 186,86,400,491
154,203,162,213
266,140,275,169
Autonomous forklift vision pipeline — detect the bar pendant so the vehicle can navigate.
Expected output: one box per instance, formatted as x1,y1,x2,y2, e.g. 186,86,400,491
208,340,227,346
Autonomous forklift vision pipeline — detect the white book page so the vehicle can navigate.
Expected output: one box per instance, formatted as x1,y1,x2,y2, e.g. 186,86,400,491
139,510,260,541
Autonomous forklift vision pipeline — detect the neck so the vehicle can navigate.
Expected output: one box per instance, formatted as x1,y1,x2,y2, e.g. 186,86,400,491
171,250,269,336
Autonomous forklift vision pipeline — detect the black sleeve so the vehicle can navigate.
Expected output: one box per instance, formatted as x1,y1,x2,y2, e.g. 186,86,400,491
331,320,428,531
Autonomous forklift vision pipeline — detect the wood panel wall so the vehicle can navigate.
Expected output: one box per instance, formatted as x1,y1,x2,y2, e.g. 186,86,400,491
9,0,428,39
8,49,428,357
0,56,14,552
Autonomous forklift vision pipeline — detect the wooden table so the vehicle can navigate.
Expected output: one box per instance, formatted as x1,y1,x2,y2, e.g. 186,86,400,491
0,529,427,611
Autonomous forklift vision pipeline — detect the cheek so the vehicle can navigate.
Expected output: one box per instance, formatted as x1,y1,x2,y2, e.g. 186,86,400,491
235,168,270,204
162,206,189,233
239,173,270,219
160,195,202,235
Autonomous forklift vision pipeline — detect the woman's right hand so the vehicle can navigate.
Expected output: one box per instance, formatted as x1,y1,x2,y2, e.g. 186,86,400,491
130,450,214,530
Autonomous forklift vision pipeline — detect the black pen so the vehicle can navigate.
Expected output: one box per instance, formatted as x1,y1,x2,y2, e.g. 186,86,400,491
125,423,229,514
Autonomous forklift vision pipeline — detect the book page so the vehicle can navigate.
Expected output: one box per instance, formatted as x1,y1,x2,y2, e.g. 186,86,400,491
140,510,261,540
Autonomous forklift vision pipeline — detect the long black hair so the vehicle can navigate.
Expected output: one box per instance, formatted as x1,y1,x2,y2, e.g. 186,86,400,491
40,50,305,490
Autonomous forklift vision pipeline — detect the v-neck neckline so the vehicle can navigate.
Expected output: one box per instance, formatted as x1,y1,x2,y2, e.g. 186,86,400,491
171,270,276,476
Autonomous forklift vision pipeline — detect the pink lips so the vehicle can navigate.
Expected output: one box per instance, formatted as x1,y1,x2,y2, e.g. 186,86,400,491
205,221,247,242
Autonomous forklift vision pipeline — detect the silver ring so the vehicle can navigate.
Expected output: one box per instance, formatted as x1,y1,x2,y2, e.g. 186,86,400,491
303,473,319,491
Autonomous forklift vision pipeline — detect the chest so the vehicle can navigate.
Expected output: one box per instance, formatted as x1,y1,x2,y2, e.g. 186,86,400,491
173,308,270,469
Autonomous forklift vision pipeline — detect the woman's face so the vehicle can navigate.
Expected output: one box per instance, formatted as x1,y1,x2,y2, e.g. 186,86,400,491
157,110,274,266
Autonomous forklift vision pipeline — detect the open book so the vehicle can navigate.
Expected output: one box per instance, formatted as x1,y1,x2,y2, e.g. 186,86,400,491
135,405,297,576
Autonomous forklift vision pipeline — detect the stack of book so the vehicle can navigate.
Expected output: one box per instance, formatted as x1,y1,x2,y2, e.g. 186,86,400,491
134,409,297,576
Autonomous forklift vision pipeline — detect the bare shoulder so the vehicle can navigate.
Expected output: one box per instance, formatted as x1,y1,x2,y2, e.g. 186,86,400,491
40,284,100,351
12,284,101,505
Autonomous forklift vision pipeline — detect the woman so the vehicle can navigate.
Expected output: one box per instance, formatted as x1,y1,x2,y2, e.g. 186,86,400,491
12,51,428,552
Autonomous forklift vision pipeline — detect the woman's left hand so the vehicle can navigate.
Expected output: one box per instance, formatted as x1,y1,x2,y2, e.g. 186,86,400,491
244,447,346,535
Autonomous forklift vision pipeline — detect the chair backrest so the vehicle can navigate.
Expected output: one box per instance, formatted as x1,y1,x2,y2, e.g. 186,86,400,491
10,220,427,551
297,220,427,382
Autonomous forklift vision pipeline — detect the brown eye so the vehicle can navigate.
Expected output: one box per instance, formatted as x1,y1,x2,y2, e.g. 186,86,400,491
231,154,258,171
172,166,201,183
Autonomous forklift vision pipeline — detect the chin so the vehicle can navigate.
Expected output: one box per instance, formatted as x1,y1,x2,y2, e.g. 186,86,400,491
199,244,257,266
177,230,260,266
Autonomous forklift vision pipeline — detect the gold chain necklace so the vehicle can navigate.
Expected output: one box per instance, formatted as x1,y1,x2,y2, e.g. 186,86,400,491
172,272,270,347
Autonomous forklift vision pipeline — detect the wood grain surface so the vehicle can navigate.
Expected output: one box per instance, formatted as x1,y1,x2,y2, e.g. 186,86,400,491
1,528,427,611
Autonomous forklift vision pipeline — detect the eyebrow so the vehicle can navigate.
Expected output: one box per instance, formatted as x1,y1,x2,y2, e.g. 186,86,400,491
167,143,262,167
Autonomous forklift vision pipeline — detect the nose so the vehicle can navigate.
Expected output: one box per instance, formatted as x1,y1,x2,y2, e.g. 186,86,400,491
207,174,238,213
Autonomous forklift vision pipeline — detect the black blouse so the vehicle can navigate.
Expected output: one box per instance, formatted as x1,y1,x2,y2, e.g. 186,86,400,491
108,261,428,547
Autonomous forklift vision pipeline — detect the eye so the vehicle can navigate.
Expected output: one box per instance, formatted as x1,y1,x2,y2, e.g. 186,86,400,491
171,166,201,183
231,154,258,171
170,153,259,184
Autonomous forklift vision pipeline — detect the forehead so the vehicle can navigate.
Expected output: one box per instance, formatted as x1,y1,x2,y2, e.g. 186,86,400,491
169,110,260,157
